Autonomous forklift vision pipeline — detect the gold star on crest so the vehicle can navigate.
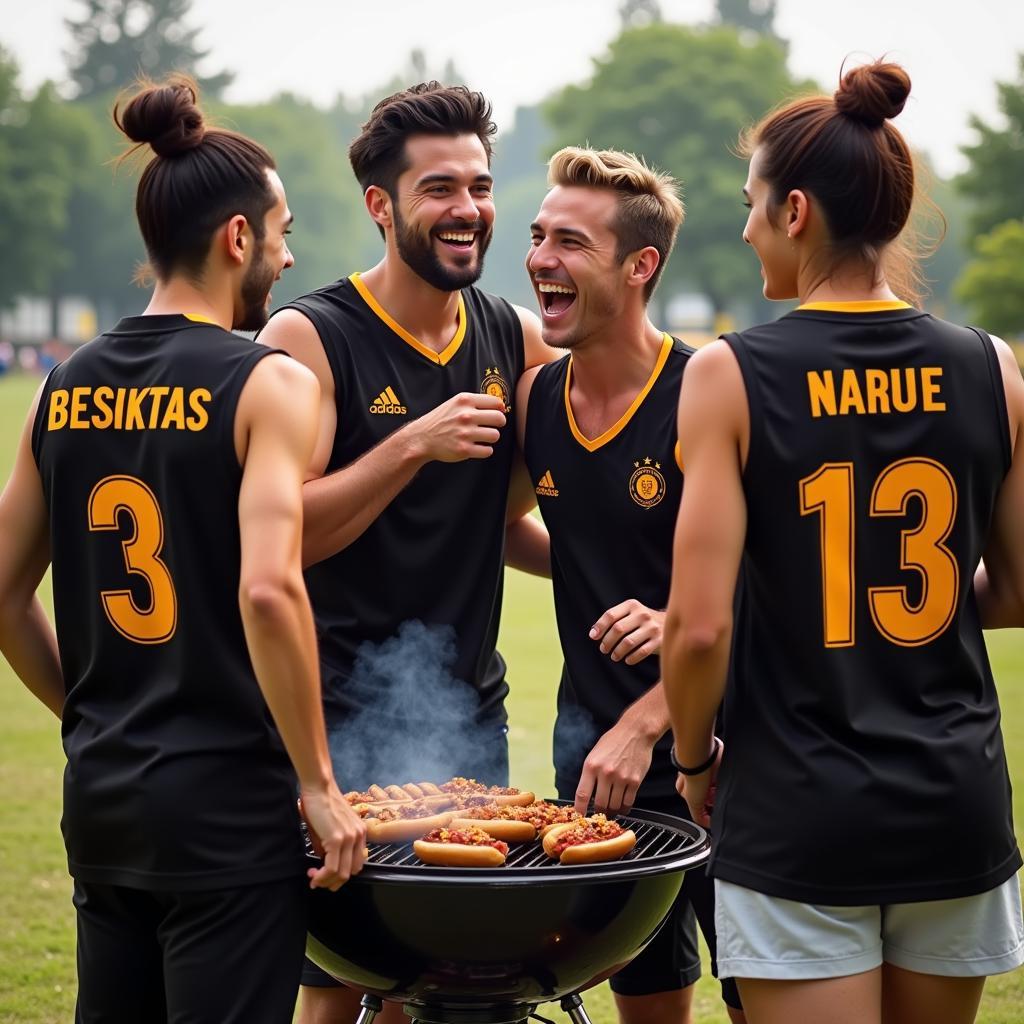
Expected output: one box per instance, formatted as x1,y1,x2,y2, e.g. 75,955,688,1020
633,460,640,468
655,461,661,469
643,456,652,465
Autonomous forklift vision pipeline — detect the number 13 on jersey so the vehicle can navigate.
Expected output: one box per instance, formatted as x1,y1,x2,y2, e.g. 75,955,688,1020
799,458,959,648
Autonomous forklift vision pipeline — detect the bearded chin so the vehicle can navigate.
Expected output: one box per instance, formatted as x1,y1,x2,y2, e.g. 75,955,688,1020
236,246,275,332
394,212,489,292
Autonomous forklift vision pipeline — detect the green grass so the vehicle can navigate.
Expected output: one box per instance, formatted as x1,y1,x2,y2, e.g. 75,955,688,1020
0,372,1021,1022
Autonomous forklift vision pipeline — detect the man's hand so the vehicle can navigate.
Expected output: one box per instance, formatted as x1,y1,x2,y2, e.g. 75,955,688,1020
590,600,665,665
674,740,723,829
574,719,657,816
403,392,507,463
299,784,367,891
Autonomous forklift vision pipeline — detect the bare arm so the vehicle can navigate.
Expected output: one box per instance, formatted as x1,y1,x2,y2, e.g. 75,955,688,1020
260,309,507,567
235,354,365,889
574,680,669,815
504,452,551,577
661,341,748,824
975,337,1024,628
505,363,552,577
0,387,63,718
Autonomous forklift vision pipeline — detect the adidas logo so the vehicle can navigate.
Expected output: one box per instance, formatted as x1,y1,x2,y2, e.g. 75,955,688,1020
369,386,407,415
535,470,559,497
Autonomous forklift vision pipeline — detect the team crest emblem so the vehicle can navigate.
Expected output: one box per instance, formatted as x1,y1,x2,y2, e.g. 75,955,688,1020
481,366,511,412
629,457,666,509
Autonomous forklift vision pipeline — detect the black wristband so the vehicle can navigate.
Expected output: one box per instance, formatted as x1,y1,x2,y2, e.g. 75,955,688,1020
670,736,721,776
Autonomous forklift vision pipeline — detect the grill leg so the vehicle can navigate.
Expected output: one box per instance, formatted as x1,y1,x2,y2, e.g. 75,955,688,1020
354,994,384,1024
559,993,594,1024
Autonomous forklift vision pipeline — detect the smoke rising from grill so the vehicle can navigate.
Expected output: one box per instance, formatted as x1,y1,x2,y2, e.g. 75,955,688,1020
327,620,506,790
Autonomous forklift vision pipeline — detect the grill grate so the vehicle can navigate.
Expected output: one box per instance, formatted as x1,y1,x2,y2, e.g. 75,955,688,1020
353,805,708,883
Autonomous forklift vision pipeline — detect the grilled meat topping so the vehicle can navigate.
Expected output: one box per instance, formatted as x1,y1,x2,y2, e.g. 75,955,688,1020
370,799,448,821
421,826,509,854
458,801,581,829
440,777,519,796
552,814,626,855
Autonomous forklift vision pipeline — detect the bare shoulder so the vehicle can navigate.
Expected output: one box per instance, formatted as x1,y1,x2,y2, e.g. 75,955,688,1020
239,353,319,429
249,351,318,400
260,309,334,396
513,304,559,369
678,340,749,466
989,334,1024,437
258,307,320,350
517,363,545,403
514,363,547,448
990,335,1023,386
682,340,745,402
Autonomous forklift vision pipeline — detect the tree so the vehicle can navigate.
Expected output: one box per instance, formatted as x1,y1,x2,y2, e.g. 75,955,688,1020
0,50,81,310
619,0,663,29
956,55,1024,241
49,94,146,327
955,219,1024,337
545,24,813,319
915,161,969,320
716,0,779,38
65,0,231,100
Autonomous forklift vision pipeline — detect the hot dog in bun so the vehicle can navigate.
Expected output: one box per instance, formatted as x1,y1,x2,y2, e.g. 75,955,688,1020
542,814,637,864
413,826,509,867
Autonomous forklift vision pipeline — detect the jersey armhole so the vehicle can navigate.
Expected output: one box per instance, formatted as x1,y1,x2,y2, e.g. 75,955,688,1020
30,365,61,470
221,346,288,474
274,301,349,436
969,326,1013,475
719,332,761,482
522,359,562,460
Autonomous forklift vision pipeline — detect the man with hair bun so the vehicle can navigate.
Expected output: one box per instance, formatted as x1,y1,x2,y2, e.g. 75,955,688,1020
664,60,1024,1023
517,146,745,1024
0,74,365,1023
259,81,553,1023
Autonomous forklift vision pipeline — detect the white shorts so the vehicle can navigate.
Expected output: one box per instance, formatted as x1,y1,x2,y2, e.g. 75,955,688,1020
714,875,1024,980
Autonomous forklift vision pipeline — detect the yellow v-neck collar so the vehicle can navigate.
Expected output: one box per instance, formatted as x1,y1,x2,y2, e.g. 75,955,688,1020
565,332,673,453
350,272,466,366
796,300,912,313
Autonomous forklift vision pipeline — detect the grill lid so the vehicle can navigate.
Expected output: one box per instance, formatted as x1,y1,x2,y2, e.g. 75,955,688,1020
345,804,709,885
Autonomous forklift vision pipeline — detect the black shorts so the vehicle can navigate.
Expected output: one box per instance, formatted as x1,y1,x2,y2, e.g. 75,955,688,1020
559,788,742,1010
303,722,510,989
73,874,308,1023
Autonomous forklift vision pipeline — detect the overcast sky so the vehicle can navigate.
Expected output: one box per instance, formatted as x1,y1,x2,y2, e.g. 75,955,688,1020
4,0,1022,177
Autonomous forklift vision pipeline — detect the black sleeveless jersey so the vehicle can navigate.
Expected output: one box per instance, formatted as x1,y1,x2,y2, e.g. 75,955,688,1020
31,315,307,891
276,275,524,725
712,302,1020,905
523,335,691,800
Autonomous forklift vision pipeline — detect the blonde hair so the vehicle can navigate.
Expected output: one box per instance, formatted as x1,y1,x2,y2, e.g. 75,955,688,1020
547,146,684,299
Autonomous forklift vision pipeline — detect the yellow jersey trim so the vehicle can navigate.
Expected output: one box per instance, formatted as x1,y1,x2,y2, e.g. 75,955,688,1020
183,313,218,324
565,332,673,453
796,300,912,313
350,272,466,366
674,439,684,472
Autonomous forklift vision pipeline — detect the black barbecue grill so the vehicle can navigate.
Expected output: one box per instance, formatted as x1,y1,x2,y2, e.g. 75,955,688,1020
305,804,710,1024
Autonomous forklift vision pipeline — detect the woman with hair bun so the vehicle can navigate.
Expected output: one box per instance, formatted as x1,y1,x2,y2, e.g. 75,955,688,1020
662,60,1024,1023
0,75,366,1022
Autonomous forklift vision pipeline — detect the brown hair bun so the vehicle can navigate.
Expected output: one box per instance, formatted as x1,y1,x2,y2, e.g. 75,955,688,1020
115,74,205,158
834,62,911,128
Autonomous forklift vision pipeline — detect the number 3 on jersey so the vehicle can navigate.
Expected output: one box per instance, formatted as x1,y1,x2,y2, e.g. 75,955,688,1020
88,475,178,644
800,458,958,648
